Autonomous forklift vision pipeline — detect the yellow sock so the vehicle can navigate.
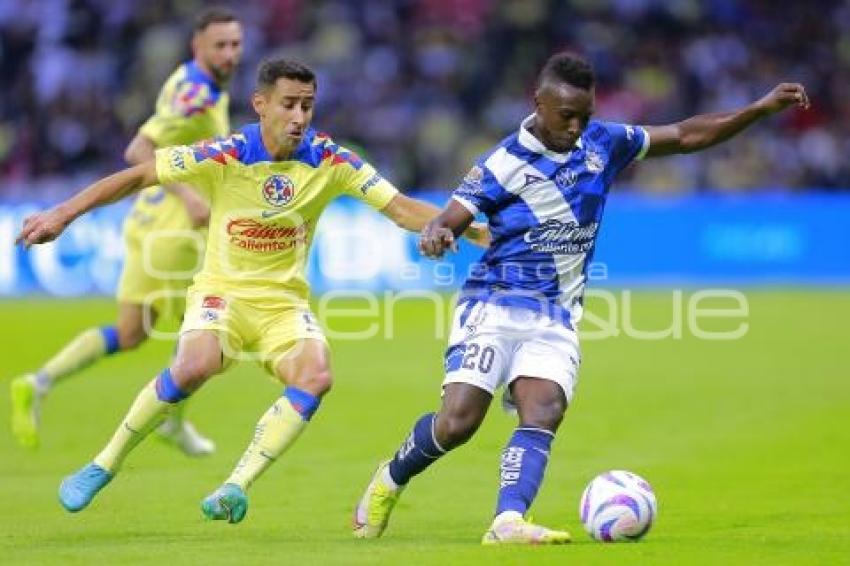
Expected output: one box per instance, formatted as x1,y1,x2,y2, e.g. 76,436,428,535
37,327,117,393
161,398,186,430
93,379,174,472
226,397,308,490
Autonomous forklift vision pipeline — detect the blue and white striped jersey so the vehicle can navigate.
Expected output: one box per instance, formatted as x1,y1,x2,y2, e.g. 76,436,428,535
453,114,649,329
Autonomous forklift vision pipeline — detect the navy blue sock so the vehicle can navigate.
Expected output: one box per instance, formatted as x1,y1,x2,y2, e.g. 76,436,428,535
495,427,554,516
387,413,446,486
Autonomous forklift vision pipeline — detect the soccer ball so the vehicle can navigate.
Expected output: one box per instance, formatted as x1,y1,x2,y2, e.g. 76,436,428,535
579,470,657,542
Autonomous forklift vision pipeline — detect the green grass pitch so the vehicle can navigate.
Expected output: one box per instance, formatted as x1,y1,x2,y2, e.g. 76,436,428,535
1,291,848,565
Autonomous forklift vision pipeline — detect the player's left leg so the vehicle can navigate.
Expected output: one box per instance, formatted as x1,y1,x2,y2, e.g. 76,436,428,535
353,383,493,539
202,336,330,524
8,304,147,449
58,329,226,513
482,376,571,545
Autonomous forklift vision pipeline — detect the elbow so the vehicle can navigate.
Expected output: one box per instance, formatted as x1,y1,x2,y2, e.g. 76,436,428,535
678,139,701,154
124,135,152,165
678,131,713,154
123,145,139,165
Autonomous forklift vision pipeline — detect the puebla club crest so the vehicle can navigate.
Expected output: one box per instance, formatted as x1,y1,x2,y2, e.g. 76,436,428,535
261,174,295,207
585,150,605,173
556,167,577,189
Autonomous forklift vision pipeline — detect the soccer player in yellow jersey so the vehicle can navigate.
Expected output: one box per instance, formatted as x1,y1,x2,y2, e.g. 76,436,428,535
10,8,243,454
17,58,490,519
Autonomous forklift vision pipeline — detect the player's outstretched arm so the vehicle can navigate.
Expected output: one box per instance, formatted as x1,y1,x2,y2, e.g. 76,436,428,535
16,160,159,247
643,83,810,157
381,193,490,248
419,199,483,259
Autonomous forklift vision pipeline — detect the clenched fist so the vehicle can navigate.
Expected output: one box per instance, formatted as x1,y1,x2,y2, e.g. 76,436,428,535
755,83,810,115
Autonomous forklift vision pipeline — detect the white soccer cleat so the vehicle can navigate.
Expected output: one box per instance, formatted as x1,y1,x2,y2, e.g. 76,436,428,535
157,417,215,456
481,511,571,545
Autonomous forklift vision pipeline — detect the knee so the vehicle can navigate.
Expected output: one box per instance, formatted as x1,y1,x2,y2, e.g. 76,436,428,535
117,323,147,351
435,411,482,450
290,364,333,397
521,396,567,432
170,350,220,391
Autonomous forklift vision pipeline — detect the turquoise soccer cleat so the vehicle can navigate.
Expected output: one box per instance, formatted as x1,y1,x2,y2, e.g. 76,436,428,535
201,483,248,524
58,463,114,512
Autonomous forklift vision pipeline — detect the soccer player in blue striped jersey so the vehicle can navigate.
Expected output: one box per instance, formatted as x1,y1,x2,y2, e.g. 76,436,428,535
353,52,810,544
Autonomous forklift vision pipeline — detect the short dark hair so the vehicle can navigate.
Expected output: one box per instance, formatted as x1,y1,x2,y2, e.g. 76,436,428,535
257,58,317,90
538,52,595,91
194,6,238,33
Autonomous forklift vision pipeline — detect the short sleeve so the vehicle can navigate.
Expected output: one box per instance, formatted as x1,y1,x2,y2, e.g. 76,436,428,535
155,142,223,196
451,160,508,216
334,151,399,210
599,122,650,177
140,80,219,147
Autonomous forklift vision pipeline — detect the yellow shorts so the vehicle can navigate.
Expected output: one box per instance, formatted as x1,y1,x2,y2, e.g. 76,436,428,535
180,287,327,376
116,219,205,320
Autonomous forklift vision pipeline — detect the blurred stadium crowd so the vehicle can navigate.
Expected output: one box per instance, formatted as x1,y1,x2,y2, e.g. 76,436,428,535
1,0,848,201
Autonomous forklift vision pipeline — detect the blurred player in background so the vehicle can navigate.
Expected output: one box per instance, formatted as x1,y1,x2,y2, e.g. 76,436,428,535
353,52,809,544
16,58,489,520
10,7,243,454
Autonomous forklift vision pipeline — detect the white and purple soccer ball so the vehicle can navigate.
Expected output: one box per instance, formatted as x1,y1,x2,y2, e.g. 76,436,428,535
579,470,657,542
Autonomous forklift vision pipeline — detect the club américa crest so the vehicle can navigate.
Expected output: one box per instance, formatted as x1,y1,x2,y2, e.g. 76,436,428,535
261,174,295,207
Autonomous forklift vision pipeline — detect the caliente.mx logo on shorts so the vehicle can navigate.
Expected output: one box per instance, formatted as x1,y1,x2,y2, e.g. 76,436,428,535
262,174,295,207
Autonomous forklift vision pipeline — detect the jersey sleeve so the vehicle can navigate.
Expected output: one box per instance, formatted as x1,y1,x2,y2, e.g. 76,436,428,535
600,121,650,177
139,80,219,147
451,159,509,216
333,150,400,210
154,141,224,196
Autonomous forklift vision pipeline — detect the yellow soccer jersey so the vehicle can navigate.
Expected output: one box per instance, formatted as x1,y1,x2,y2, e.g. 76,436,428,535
127,60,230,232
155,123,399,303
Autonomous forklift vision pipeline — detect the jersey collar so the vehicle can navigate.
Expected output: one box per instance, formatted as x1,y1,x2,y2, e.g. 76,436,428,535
518,114,582,163
242,123,319,164
186,60,222,95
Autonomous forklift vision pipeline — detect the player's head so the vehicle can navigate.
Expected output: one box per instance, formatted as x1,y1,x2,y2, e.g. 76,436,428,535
192,6,243,84
252,58,317,152
533,52,596,152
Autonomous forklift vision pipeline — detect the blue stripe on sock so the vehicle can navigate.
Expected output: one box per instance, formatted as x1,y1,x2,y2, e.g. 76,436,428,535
155,368,188,403
282,387,321,421
100,326,120,355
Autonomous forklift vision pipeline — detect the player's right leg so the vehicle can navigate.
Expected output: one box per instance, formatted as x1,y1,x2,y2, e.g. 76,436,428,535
9,303,152,449
353,383,493,538
481,310,579,546
481,378,571,545
354,299,503,539
58,330,223,513
202,328,331,524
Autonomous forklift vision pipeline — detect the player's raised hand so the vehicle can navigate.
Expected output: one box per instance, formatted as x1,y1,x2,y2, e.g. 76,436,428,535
756,83,810,115
16,208,69,248
419,221,458,258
